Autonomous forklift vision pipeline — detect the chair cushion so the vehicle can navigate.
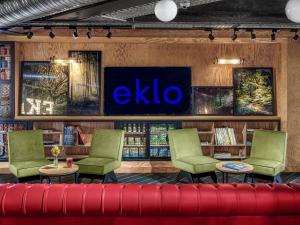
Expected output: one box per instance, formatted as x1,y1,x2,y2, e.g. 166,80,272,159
174,156,218,174
76,157,121,175
9,160,50,178
243,158,285,177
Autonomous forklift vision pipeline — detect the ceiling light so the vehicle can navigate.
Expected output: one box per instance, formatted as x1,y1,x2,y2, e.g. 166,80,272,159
250,30,256,40
231,29,238,41
215,58,244,65
292,29,299,40
271,29,277,41
49,28,55,39
26,28,33,39
73,28,79,39
208,29,215,41
106,28,112,39
155,0,178,22
87,28,92,39
286,0,300,23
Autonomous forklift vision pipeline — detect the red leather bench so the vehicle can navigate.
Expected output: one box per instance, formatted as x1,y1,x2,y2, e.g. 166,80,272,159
0,183,300,225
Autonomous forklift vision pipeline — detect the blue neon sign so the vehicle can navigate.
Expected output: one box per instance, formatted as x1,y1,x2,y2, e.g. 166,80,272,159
113,79,183,105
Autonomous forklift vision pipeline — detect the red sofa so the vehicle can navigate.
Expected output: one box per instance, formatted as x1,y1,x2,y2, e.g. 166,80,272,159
0,183,300,225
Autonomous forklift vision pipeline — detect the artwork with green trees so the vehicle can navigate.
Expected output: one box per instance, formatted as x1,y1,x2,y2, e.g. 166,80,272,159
193,87,233,115
233,68,274,115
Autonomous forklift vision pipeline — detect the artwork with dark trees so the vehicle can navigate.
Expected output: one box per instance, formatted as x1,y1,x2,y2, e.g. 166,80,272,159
193,87,233,115
68,51,100,115
233,68,274,115
20,52,100,116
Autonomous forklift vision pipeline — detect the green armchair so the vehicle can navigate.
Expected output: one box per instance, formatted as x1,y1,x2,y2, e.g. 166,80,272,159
8,130,50,183
76,129,124,183
243,130,287,183
168,128,219,183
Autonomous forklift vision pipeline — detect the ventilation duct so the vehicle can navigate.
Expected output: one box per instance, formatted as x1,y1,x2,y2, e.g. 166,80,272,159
0,0,105,28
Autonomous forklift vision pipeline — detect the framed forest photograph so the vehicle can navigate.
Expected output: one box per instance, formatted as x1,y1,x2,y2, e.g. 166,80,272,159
233,68,275,115
192,87,234,115
19,51,101,116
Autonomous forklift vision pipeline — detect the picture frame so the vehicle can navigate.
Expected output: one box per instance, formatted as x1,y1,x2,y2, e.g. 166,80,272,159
192,87,234,115
233,67,275,116
18,51,101,116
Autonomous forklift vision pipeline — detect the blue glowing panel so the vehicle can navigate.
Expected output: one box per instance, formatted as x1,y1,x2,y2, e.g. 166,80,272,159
104,67,191,115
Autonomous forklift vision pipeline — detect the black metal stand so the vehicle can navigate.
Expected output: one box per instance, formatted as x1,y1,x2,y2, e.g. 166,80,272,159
78,171,118,184
176,170,218,183
40,172,79,184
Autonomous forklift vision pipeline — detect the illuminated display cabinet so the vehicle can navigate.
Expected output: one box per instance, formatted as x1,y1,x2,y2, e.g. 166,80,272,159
115,121,180,161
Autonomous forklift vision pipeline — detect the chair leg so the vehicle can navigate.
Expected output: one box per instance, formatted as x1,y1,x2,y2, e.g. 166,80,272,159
273,173,282,183
176,170,193,183
244,174,248,183
103,171,118,184
210,172,218,183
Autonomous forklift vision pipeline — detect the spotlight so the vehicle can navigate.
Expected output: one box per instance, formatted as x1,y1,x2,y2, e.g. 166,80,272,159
106,28,112,39
86,28,92,39
271,29,277,41
49,28,55,39
292,29,299,41
73,28,79,39
250,30,256,40
26,28,33,39
231,29,238,41
208,29,215,41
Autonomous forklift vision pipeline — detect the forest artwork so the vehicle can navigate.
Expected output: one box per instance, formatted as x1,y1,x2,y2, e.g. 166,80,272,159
193,87,233,115
20,52,101,116
233,68,274,115
68,51,100,115
21,62,69,115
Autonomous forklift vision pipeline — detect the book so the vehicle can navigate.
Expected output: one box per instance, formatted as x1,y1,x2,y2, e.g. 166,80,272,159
223,163,247,171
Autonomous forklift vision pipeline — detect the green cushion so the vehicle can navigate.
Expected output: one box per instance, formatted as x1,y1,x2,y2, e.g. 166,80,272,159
243,158,285,176
251,130,287,163
175,156,218,174
8,130,45,162
89,129,124,160
168,128,203,159
243,130,287,177
10,160,50,178
168,129,219,175
76,157,120,175
76,129,124,176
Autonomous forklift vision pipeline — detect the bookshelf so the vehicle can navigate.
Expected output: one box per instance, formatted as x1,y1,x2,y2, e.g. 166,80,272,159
182,120,280,160
31,118,280,162
0,42,31,161
32,121,113,158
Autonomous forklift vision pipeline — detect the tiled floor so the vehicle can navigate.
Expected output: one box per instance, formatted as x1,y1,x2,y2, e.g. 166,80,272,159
0,172,300,184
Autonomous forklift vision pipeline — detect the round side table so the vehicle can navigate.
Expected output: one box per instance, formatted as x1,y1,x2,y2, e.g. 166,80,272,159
39,163,79,184
216,161,254,183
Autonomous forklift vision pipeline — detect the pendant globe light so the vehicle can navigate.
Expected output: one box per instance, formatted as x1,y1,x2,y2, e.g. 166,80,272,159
286,0,300,23
155,0,178,22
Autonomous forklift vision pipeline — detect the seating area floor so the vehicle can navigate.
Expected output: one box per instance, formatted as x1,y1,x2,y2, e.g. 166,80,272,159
0,172,300,184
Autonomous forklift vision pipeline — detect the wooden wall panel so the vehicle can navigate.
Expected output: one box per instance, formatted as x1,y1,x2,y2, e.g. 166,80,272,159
286,40,300,171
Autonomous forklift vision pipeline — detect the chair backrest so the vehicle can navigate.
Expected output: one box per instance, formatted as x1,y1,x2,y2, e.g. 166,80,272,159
168,128,202,161
8,130,45,163
89,129,124,160
251,130,287,163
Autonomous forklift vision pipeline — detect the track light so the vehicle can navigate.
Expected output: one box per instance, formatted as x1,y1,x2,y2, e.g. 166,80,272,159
292,29,299,41
26,28,33,39
208,29,215,41
106,27,112,39
231,29,238,41
73,28,79,39
271,29,277,41
250,30,256,40
49,28,55,39
86,27,92,39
